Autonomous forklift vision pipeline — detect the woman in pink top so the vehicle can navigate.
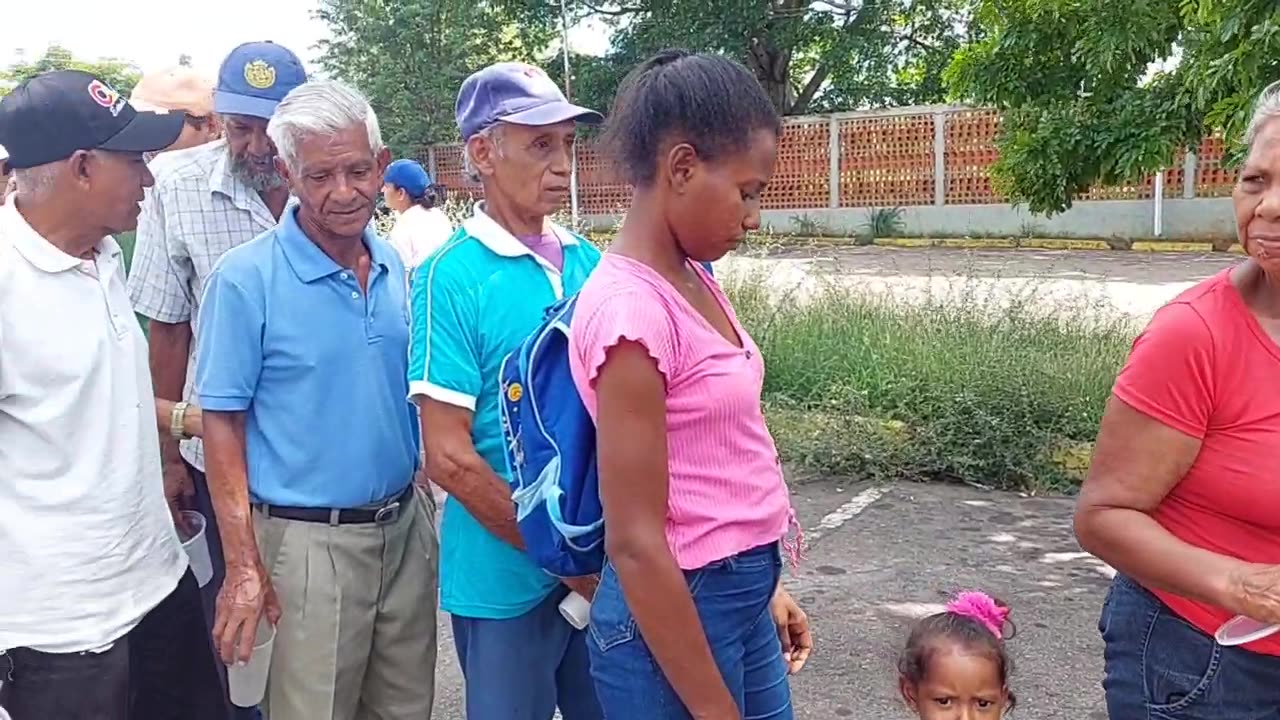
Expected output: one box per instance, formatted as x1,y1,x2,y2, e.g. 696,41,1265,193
1075,81,1280,717
568,51,810,720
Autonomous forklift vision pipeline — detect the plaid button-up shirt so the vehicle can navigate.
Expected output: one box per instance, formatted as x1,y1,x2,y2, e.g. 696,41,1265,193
128,139,280,472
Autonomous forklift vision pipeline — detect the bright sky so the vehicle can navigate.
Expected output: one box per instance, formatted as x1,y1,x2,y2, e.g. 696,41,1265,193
6,0,612,78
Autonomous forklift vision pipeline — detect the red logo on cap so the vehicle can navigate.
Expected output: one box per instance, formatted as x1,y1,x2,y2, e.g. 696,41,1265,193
87,80,119,108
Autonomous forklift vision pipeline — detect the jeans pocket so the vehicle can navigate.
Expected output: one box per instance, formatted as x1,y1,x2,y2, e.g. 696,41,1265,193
588,562,638,652
1143,606,1223,715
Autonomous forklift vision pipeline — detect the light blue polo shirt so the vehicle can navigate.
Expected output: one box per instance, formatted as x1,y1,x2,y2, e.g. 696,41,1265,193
195,206,419,508
409,205,600,619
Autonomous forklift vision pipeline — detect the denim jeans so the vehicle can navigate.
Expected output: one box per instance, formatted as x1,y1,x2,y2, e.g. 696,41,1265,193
1100,573,1280,719
452,585,602,720
588,543,793,719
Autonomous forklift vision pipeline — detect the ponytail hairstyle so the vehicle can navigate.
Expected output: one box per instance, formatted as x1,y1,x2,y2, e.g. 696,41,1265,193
898,591,1017,711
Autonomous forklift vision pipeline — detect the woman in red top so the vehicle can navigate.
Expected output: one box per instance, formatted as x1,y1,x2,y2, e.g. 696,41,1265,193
1075,82,1280,718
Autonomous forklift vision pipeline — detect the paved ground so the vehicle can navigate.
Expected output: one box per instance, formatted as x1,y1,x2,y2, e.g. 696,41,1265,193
430,480,1113,719
430,247,1229,717
719,245,1240,321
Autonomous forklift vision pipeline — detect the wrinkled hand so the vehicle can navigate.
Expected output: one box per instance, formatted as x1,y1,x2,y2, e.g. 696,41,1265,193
1230,564,1280,626
770,586,812,674
163,457,195,535
214,561,281,665
562,575,600,602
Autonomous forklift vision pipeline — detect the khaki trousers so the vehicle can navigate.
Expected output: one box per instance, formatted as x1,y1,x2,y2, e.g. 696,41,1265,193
254,488,439,720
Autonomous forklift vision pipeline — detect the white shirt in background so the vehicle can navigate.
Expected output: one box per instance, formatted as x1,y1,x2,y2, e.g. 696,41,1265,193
387,205,454,278
0,201,187,653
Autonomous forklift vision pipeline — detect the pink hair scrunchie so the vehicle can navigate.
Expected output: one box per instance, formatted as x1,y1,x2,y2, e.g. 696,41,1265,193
946,591,1010,640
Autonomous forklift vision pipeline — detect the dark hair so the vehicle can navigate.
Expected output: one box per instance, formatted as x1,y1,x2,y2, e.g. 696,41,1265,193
602,49,782,187
411,182,447,210
898,600,1017,711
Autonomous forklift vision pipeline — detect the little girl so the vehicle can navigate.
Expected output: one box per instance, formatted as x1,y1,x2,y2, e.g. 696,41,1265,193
898,591,1017,719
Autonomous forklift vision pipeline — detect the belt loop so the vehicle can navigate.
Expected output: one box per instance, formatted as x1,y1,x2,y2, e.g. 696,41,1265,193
329,509,340,527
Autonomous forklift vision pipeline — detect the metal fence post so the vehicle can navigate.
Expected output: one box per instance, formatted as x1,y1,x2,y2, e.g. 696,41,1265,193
1183,151,1197,199
933,112,946,206
828,116,840,209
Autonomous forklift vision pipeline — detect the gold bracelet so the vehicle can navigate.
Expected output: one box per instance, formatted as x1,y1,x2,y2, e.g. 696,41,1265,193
169,401,190,440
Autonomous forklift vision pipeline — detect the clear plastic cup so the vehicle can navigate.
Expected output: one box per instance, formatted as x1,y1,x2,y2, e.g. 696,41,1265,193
227,618,276,707
178,510,213,588
1215,614,1280,647
559,591,591,630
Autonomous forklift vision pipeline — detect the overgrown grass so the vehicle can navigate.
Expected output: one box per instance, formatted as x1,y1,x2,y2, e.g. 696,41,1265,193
723,268,1135,493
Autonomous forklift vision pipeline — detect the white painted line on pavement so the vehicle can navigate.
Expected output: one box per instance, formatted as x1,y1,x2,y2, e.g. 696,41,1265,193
804,486,887,543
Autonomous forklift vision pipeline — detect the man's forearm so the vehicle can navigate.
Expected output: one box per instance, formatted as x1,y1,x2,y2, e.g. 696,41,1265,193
148,320,193,461
203,411,261,568
430,451,525,550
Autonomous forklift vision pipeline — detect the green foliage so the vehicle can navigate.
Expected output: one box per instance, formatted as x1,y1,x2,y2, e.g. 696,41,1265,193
725,267,1133,491
1,46,141,98
946,0,1280,215
864,206,905,238
316,0,557,157
550,0,980,116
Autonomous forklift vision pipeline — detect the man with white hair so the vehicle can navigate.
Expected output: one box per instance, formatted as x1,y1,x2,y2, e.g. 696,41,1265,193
195,79,437,720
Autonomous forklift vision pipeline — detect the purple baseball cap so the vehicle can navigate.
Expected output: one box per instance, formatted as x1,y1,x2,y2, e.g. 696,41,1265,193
455,62,602,140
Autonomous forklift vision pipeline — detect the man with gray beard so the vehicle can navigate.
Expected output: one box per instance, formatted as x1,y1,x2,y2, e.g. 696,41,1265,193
126,39,306,720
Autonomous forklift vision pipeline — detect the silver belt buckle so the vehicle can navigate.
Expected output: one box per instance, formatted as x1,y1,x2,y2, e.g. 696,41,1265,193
373,501,401,526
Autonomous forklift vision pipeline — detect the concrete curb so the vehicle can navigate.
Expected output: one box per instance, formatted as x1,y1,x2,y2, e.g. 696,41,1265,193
588,233,1250,254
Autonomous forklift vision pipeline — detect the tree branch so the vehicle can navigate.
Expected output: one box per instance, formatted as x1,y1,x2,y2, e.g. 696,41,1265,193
578,0,643,16
790,63,831,114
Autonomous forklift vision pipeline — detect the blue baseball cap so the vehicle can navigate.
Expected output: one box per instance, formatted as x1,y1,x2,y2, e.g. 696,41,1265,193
456,62,602,141
384,159,431,199
213,41,307,119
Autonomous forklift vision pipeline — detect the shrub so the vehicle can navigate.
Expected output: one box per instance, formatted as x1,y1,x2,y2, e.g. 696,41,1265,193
723,266,1135,493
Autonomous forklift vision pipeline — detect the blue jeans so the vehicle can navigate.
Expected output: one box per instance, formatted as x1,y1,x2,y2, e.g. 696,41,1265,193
451,585,602,720
588,543,793,719
1100,574,1280,719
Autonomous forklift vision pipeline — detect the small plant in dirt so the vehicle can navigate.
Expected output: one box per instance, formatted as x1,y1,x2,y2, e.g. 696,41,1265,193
862,207,905,243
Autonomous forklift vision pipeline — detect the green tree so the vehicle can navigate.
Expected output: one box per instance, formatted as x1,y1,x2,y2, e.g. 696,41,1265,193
551,0,978,116
1,46,141,98
316,0,557,157
945,0,1280,215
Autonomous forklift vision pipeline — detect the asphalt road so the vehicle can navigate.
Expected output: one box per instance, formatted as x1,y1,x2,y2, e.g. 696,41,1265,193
429,480,1112,719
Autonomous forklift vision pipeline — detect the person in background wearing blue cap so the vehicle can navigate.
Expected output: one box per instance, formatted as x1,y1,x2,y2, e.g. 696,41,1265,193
126,40,306,720
0,69,226,720
383,158,453,283
408,61,605,720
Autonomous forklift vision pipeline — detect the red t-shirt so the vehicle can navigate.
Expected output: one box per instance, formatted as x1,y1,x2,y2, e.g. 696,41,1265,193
1112,268,1280,655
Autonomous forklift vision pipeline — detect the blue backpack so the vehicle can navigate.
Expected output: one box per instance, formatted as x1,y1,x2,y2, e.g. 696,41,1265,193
499,294,605,578
497,260,714,578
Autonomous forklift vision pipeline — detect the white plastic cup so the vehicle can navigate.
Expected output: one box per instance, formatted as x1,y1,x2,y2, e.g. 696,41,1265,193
1215,614,1280,647
178,510,213,588
559,591,591,630
227,618,276,707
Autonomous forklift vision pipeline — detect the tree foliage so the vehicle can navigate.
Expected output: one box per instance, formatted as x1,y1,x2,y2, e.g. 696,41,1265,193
1,46,141,99
555,0,979,117
317,0,978,154
946,0,1280,215
316,0,555,157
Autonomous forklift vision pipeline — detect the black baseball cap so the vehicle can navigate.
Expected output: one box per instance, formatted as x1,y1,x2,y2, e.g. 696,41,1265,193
0,70,184,170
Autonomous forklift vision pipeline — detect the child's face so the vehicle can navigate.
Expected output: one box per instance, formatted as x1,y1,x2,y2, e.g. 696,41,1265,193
901,646,1008,719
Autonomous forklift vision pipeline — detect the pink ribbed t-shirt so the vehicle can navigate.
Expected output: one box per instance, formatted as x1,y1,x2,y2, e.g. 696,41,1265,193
569,254,794,570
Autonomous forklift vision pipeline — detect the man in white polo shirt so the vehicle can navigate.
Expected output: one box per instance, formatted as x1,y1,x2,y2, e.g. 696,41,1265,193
0,70,227,720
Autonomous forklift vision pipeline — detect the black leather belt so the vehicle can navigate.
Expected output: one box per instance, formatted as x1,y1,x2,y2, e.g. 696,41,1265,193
255,484,414,526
